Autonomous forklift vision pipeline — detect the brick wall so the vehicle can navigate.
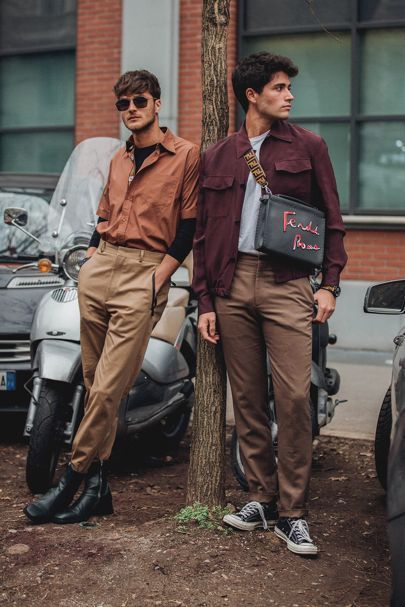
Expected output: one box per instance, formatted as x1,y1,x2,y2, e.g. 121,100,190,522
342,230,405,282
178,0,238,144
75,0,122,143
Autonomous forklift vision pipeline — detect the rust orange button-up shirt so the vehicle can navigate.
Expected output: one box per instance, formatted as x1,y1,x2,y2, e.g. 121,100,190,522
96,128,199,253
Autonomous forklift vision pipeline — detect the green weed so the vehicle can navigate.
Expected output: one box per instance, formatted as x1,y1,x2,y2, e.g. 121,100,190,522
175,503,232,532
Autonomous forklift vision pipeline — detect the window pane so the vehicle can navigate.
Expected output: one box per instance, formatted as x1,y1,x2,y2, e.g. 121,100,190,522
360,0,405,22
359,122,405,211
0,0,76,52
0,52,75,129
245,0,351,32
360,29,405,115
0,131,73,173
243,33,351,117
297,122,350,210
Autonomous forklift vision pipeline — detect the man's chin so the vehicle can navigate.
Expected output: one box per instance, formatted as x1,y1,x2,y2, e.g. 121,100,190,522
127,119,155,134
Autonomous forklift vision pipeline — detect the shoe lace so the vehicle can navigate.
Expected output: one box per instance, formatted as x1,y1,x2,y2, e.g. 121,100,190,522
289,519,312,543
238,501,268,530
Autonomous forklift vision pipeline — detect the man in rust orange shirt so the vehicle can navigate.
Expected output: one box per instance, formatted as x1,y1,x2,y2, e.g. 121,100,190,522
24,70,199,525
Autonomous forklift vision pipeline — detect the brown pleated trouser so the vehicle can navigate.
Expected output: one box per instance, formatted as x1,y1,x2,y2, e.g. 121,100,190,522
215,253,314,518
71,240,169,473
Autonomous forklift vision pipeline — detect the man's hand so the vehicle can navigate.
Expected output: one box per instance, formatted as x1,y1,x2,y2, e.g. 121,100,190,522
86,246,97,257
313,288,336,323
198,312,220,344
154,255,180,294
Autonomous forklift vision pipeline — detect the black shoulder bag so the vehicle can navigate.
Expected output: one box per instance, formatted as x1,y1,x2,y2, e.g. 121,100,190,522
244,148,325,269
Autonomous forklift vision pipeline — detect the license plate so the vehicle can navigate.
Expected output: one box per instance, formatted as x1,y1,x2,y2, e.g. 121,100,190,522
0,371,16,391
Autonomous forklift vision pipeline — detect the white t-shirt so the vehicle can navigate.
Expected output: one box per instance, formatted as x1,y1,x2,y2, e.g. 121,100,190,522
238,130,270,254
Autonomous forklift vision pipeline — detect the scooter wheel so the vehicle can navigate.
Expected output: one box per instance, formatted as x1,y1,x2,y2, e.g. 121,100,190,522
26,379,68,494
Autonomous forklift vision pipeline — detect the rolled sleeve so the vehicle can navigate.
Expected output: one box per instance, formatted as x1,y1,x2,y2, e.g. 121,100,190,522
192,153,215,315
180,145,200,220
312,138,348,286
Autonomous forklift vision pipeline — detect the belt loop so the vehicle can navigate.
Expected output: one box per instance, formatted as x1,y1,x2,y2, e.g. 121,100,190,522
140,250,145,262
100,240,106,252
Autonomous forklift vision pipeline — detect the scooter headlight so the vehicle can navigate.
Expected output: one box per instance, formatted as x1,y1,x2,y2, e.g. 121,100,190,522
62,245,87,282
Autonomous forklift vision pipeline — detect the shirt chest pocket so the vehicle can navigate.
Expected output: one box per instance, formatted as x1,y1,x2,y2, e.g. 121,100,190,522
202,175,235,217
143,174,179,208
273,158,312,198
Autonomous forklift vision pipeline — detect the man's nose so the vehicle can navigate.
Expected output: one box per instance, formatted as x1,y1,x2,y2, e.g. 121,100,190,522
286,90,294,101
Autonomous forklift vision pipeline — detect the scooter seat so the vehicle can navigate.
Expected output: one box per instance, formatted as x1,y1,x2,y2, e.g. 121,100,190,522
151,305,186,345
167,287,189,308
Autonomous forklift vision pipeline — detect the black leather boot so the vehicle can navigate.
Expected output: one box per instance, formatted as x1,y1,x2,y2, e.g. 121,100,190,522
52,461,113,524
23,464,85,524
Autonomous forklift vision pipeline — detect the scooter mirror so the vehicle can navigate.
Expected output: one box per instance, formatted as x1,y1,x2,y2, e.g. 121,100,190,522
364,279,405,315
4,207,29,227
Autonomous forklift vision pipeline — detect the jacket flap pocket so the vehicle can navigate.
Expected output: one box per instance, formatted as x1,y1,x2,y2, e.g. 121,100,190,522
202,175,235,190
275,158,312,173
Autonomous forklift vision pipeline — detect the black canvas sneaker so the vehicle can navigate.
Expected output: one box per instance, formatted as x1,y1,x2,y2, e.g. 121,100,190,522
274,517,318,555
223,500,278,531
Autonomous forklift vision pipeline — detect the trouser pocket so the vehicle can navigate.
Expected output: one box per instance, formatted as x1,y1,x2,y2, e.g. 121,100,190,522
150,271,158,316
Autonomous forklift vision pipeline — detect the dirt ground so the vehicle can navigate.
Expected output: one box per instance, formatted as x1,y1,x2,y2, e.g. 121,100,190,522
0,424,391,607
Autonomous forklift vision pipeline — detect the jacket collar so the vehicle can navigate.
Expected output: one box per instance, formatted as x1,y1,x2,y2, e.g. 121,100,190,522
235,120,293,158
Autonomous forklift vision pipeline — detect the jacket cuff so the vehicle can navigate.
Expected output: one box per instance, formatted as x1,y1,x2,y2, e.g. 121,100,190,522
321,271,341,288
197,293,215,316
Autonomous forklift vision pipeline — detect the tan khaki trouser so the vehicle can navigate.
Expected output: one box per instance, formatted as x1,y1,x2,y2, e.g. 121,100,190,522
71,241,169,473
215,253,314,518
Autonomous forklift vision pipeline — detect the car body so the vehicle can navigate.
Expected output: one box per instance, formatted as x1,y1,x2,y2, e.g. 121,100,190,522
364,279,405,607
0,173,63,413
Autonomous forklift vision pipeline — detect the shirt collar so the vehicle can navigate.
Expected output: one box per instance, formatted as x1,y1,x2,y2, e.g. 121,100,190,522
125,127,176,156
235,120,293,158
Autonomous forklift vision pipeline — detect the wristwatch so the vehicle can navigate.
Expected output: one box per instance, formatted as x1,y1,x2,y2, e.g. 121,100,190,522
320,285,341,298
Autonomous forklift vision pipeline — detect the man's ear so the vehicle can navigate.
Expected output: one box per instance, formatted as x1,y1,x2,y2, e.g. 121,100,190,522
155,98,161,115
245,88,257,105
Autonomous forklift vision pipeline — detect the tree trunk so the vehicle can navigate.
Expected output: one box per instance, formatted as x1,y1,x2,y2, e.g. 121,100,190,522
186,0,230,508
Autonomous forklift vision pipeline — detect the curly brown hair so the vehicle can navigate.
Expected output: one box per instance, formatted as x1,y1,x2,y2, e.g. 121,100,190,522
113,70,161,99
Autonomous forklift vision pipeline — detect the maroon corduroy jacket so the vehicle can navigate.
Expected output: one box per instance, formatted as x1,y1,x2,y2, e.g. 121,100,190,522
192,121,348,315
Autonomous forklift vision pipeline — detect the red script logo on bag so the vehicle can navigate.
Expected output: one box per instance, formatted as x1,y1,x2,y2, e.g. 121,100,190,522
283,211,321,251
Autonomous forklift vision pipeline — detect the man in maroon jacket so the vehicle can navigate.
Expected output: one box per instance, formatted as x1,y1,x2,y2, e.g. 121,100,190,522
193,52,347,556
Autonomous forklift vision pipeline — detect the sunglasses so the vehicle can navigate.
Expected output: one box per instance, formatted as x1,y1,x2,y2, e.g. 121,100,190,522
115,96,155,111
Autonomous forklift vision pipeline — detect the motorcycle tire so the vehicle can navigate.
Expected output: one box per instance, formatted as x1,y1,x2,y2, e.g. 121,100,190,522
231,427,253,492
231,396,316,492
374,387,392,492
140,406,192,456
26,379,68,494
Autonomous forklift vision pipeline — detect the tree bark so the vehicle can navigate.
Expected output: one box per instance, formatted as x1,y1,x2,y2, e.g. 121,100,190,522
186,0,230,508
